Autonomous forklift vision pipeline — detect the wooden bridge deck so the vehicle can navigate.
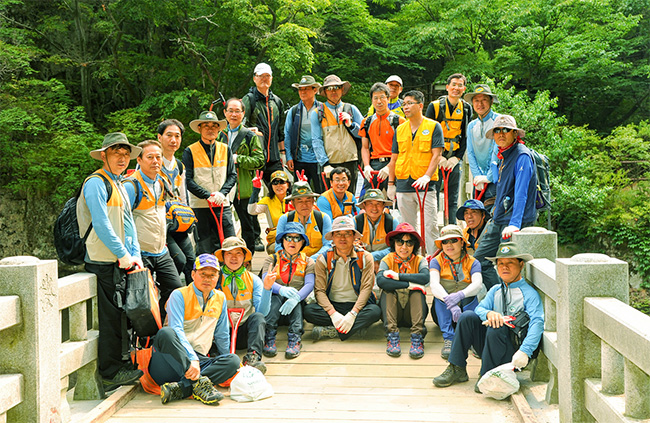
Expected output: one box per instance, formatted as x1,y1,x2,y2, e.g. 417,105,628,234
103,242,519,423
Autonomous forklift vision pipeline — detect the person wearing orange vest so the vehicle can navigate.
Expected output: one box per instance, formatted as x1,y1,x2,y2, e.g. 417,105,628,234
182,111,237,255
429,225,483,360
215,237,273,373
77,133,144,391
316,167,358,220
125,140,183,321
387,90,444,254
152,254,240,406
354,189,398,272
248,169,291,253
377,223,429,358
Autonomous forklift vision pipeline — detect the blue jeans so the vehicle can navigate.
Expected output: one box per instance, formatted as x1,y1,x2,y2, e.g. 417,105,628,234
265,295,304,335
432,296,478,340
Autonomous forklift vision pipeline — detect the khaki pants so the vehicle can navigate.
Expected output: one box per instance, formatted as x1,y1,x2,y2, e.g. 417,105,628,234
380,290,428,336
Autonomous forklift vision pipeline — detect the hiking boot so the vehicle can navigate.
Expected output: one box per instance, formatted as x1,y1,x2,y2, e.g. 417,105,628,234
470,346,481,359
242,351,267,374
409,333,424,359
285,332,302,359
263,329,278,357
441,339,453,360
254,238,265,252
311,325,338,341
433,364,469,388
192,376,223,405
102,366,144,392
160,381,184,404
386,332,401,357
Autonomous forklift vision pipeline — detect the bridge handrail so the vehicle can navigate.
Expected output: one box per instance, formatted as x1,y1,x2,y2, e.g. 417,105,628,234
0,295,23,420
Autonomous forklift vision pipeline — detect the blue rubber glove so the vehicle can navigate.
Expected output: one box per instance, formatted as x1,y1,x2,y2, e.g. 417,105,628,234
279,298,299,315
444,291,465,310
450,305,462,322
279,286,301,301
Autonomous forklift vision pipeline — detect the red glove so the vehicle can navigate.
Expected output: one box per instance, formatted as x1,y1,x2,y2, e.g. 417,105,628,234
252,170,264,189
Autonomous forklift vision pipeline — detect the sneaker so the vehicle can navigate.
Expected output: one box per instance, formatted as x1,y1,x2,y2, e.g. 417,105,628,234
285,333,302,359
192,376,223,405
311,325,338,341
102,366,144,392
433,364,469,388
386,332,401,357
242,351,267,374
254,238,265,252
263,329,278,357
441,339,453,360
409,333,424,359
160,381,184,404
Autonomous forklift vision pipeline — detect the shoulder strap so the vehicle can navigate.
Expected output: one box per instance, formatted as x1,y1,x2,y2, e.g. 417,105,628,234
383,212,393,235
125,177,143,209
390,113,400,129
355,213,365,235
317,102,325,123
92,172,113,203
313,210,324,234
363,115,374,136
288,210,296,222
244,92,257,124
176,158,184,175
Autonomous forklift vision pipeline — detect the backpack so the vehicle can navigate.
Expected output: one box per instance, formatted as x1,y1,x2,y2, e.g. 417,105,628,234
244,91,283,130
362,112,401,155
54,173,112,266
316,102,362,150
354,212,393,239
530,149,551,211
287,210,324,235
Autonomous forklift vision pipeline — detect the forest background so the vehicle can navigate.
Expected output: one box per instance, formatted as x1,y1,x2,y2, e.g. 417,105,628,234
0,0,648,312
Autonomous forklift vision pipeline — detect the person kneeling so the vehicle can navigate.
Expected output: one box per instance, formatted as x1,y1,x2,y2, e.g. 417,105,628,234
261,222,315,359
432,242,544,392
150,254,240,405
304,216,381,341
429,225,483,360
377,223,429,359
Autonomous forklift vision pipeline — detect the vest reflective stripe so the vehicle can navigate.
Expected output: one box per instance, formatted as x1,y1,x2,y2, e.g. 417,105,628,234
179,283,225,355
360,213,390,252
323,189,354,219
219,271,256,324
383,253,422,274
131,170,167,254
77,169,127,263
187,141,228,208
289,211,323,256
435,253,476,294
394,118,440,181
321,104,357,163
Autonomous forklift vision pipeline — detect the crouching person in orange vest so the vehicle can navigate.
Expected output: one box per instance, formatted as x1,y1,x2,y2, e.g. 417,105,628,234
150,254,240,406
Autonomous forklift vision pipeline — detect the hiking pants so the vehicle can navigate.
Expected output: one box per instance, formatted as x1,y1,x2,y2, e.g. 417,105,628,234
142,252,183,322
396,189,438,255
431,296,478,341
167,231,195,284
380,290,428,336
233,195,258,256
295,160,325,193
304,301,381,341
233,311,266,356
192,206,236,255
265,295,304,335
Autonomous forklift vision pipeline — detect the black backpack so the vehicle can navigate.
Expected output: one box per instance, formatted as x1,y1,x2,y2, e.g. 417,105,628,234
287,210,324,235
354,212,393,238
54,173,112,265
362,112,401,155
530,149,551,211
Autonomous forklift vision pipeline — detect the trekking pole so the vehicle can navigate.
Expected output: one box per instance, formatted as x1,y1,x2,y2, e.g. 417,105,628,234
321,171,330,190
227,308,246,354
414,182,429,253
357,164,380,189
476,185,487,201
441,168,451,225
208,201,225,244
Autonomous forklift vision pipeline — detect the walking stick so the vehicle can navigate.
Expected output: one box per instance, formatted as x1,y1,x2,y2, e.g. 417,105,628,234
441,168,451,225
357,164,380,189
414,182,429,253
208,201,225,245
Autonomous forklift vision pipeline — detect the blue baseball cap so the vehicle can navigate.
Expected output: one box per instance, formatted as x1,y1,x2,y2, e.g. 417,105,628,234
194,253,220,270
456,199,488,221
276,222,310,247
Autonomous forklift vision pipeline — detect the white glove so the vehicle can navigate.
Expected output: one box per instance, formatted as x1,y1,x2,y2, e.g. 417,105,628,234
445,157,460,170
474,175,489,190
408,283,427,294
387,184,396,200
338,111,352,127
337,312,356,333
383,270,399,280
208,191,227,206
511,350,529,369
363,165,374,181
280,152,287,167
118,253,137,269
501,225,520,240
134,256,144,269
437,157,448,169
323,165,334,178
279,286,301,301
330,311,345,328
377,166,390,182
411,174,431,190
232,154,238,164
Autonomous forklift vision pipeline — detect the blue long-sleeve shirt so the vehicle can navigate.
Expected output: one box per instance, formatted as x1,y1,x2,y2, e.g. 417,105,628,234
490,153,536,228
466,110,499,180
474,277,544,357
166,284,231,361
83,171,140,262
274,212,332,261
310,102,363,166
249,273,272,316
284,102,318,163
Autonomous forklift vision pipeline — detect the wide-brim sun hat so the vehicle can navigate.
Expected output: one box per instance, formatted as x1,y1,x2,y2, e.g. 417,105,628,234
214,236,252,263
318,74,351,96
456,199,489,221
384,222,422,247
291,75,321,90
325,216,361,241
285,181,319,201
464,84,499,104
435,225,470,249
358,189,393,206
275,221,310,246
89,132,141,161
189,110,228,134
486,114,525,139
486,242,534,264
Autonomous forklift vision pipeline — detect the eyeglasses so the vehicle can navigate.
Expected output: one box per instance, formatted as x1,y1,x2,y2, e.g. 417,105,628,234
493,127,513,134
402,101,420,107
395,238,415,247
271,179,286,185
333,231,354,238
326,86,342,91
372,95,388,101
441,238,460,245
226,109,243,114
283,235,303,243
331,178,349,184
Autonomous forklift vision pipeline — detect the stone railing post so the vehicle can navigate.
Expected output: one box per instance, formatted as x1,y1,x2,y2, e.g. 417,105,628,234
556,253,628,423
512,227,557,262
0,256,62,423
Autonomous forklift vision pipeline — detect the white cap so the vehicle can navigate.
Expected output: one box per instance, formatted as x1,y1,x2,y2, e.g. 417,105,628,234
385,75,403,85
254,63,273,76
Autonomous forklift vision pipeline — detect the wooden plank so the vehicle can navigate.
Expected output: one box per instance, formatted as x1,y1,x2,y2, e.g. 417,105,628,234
511,391,539,423
76,385,138,423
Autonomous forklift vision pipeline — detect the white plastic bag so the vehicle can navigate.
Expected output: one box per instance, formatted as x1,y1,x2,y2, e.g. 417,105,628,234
476,363,520,400
229,366,274,402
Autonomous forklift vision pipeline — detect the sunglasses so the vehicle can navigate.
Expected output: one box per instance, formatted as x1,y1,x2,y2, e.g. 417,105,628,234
492,127,514,134
283,235,303,243
271,179,286,185
326,85,342,91
395,238,415,247
441,238,460,245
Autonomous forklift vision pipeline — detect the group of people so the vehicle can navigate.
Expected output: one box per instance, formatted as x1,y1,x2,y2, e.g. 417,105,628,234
74,62,544,406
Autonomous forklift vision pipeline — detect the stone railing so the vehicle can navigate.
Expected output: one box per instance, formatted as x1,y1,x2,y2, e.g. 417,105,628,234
513,229,650,423
0,256,103,423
